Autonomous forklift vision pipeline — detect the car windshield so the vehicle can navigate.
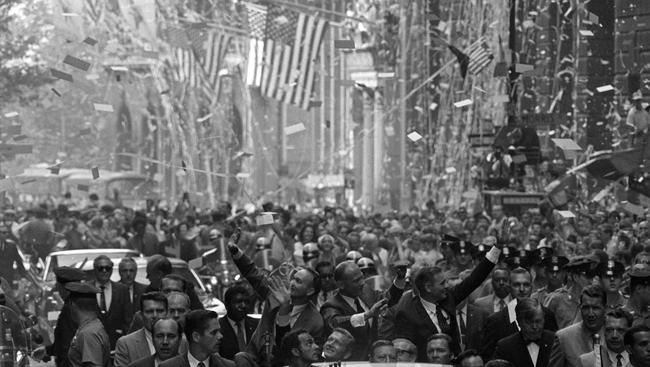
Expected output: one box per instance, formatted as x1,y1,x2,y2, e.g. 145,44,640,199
45,251,139,282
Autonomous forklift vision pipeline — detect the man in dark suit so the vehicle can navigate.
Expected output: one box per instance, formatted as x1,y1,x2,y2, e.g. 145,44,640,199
393,241,503,361
114,292,168,367
452,269,489,352
278,329,320,367
480,267,559,360
473,267,512,315
159,310,234,367
494,298,555,367
128,318,182,367
218,286,259,360
93,255,131,350
118,257,147,316
228,242,325,343
320,261,404,360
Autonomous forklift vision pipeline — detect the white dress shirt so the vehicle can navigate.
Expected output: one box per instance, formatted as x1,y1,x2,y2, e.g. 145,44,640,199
420,298,448,332
95,281,112,312
340,294,369,327
144,329,156,355
527,341,540,367
507,298,520,330
493,294,512,313
187,352,210,367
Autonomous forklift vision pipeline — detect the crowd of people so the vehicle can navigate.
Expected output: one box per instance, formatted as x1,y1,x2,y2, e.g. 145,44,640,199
2,192,650,367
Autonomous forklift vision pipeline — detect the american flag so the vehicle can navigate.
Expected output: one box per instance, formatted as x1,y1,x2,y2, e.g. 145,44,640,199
245,3,328,110
467,37,494,75
167,26,232,102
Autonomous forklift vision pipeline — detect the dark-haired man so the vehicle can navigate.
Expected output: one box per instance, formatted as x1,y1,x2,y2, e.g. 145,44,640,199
481,267,558,361
474,267,512,315
114,292,168,367
578,308,632,367
494,298,554,367
625,324,650,367
228,242,324,342
159,310,233,367
118,257,147,315
218,286,258,359
279,329,320,367
394,242,502,361
93,255,131,349
369,340,396,363
549,284,607,367
426,334,454,364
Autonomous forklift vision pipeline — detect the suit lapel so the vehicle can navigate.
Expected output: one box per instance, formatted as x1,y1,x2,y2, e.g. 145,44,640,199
412,296,437,332
537,332,553,367
335,294,357,315
515,335,536,367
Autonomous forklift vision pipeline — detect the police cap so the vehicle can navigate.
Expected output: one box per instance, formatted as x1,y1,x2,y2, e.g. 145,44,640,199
64,282,99,299
629,264,650,279
540,256,569,272
533,246,555,265
54,266,87,284
505,249,533,270
599,260,625,278
565,256,599,276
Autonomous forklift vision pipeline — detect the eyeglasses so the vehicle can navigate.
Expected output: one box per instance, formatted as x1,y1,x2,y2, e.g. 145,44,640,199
95,266,112,272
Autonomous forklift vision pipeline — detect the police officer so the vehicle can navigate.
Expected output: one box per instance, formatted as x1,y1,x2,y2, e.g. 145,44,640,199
545,255,599,328
531,245,554,291
622,264,650,327
504,248,533,271
531,255,568,306
597,260,627,308
66,282,111,367
32,266,87,367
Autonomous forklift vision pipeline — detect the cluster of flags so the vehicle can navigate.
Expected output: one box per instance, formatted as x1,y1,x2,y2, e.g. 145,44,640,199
244,2,328,110
166,26,232,104
448,37,494,79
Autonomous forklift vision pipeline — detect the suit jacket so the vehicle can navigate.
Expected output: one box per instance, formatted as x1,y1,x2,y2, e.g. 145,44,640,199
218,316,259,360
494,330,555,367
480,303,558,361
463,303,489,352
46,302,77,367
120,281,147,319
98,280,132,350
474,294,509,315
393,256,495,362
549,322,604,367
233,253,326,342
158,353,235,367
114,328,151,367
127,355,156,367
321,285,403,361
578,350,618,367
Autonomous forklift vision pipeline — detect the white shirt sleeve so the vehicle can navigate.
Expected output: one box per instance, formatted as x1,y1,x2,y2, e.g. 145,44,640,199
485,246,502,264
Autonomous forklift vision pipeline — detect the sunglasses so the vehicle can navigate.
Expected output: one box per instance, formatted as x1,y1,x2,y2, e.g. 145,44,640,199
95,266,112,272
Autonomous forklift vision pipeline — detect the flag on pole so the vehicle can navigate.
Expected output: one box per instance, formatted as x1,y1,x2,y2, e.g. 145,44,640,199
467,37,494,75
448,44,469,79
166,26,232,103
448,37,494,79
244,2,328,110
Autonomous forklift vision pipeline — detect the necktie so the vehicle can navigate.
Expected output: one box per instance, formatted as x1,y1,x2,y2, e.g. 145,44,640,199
616,354,623,367
198,362,206,367
99,285,107,314
354,298,364,313
237,321,246,351
458,309,467,346
435,305,451,335
498,299,506,312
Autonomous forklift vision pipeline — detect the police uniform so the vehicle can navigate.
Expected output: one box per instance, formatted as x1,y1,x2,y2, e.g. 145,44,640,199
504,249,533,270
66,282,111,367
622,264,650,327
598,260,627,308
545,256,599,329
531,255,568,306
45,267,87,367
531,245,555,291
